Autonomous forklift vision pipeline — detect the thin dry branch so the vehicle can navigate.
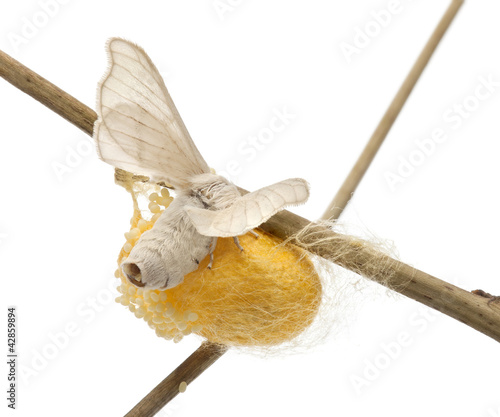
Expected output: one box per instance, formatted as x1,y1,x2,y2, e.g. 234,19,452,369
260,211,500,343
322,0,465,220
124,342,228,417
0,48,96,136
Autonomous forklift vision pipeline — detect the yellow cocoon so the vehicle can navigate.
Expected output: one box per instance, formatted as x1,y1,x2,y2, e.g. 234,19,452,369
115,182,322,347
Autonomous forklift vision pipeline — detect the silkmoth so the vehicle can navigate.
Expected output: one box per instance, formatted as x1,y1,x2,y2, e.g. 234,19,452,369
94,38,310,290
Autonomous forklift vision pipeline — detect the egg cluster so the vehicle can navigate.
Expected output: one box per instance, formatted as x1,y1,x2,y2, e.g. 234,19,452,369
114,187,204,343
113,176,323,348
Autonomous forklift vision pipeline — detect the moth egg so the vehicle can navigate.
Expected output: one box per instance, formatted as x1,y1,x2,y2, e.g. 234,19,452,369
148,202,160,213
161,320,173,329
173,334,183,343
187,312,198,322
144,312,154,322
158,197,173,207
135,298,144,306
173,311,184,323
150,292,160,303
163,305,175,317
165,313,174,322
176,321,187,331
148,192,159,202
128,305,136,313
123,243,132,253
160,329,170,338
191,324,204,333
136,288,144,296
114,269,121,278
160,188,170,198
135,308,146,318
147,303,156,312
153,316,163,325
151,213,162,222
159,292,168,302
137,219,147,232
155,304,166,313
115,296,122,303
182,328,192,336
128,287,136,296
179,382,188,393
124,229,140,241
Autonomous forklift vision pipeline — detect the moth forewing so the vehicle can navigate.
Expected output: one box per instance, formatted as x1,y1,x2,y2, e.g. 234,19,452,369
184,178,311,238
94,37,210,189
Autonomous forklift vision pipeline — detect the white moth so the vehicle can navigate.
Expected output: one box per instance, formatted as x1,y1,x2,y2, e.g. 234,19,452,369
94,38,310,290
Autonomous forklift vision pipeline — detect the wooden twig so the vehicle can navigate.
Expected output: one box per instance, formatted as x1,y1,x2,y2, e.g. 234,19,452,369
260,210,500,343
321,0,465,220
124,342,228,417
0,49,96,136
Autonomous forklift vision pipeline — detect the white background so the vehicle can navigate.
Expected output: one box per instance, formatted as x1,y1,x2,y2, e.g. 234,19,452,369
1,0,499,416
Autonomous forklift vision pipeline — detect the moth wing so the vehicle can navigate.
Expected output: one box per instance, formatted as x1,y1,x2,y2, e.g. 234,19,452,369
185,178,310,237
94,37,210,189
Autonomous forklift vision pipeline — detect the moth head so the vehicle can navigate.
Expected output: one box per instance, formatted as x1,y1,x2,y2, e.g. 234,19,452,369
189,173,240,209
189,173,230,196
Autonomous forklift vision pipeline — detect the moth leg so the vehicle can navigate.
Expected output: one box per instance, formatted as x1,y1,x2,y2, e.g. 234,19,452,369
207,237,218,269
233,236,244,252
248,229,259,239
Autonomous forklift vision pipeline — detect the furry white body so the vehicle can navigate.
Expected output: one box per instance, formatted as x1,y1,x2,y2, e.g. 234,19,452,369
124,193,214,289
123,174,241,289
94,38,310,290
